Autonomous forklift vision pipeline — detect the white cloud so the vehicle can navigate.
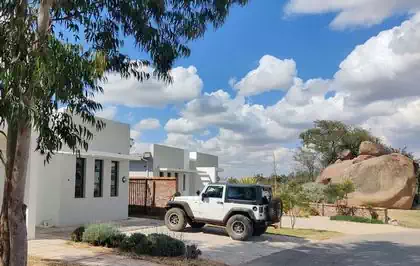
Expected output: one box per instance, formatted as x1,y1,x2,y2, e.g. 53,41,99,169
333,13,420,105
160,14,420,177
130,129,141,140
284,0,420,29
97,66,203,107
233,55,297,96
164,118,203,134
134,118,161,130
96,106,117,120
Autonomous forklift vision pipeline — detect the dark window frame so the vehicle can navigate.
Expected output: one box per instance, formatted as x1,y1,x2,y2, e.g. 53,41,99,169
159,171,164,177
94,159,103,198
182,174,186,191
167,172,171,178
75,158,86,198
111,161,119,197
204,185,224,199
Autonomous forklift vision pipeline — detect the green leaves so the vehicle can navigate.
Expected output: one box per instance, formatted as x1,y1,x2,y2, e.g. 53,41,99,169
299,120,382,167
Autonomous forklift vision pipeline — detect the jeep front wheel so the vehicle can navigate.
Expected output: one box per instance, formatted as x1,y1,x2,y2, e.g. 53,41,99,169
165,208,187,232
226,215,253,241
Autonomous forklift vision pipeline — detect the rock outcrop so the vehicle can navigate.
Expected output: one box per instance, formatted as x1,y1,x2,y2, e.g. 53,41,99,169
317,142,417,209
359,141,386,156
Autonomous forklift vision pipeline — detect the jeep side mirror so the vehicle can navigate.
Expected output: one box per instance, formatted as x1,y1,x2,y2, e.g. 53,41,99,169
196,190,200,196
201,193,207,201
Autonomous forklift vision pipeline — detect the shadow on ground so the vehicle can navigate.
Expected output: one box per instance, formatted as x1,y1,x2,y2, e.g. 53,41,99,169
245,240,420,266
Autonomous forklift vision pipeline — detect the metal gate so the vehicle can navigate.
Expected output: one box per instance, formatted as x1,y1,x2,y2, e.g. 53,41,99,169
128,178,177,216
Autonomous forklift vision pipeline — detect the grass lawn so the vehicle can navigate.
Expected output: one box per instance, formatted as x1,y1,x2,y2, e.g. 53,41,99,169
266,227,343,240
388,209,420,229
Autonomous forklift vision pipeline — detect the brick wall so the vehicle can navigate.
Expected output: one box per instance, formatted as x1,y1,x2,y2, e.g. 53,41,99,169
309,203,388,223
129,177,177,216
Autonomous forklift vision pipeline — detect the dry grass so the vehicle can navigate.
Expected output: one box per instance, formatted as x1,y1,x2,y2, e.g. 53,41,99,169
388,209,420,229
266,227,343,241
29,257,83,266
131,255,227,266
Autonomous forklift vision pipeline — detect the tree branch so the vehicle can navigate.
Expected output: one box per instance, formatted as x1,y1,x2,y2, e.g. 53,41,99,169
0,150,6,168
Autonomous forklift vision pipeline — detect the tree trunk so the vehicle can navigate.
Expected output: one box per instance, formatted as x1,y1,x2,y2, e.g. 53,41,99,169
0,122,31,266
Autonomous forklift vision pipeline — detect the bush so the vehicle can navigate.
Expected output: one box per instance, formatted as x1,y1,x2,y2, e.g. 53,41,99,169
330,215,384,224
82,223,120,246
309,207,320,216
70,226,85,242
108,233,127,248
148,234,185,257
302,182,326,203
119,233,149,253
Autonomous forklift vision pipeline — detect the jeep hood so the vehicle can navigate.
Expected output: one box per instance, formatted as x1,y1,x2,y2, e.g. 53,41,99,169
173,196,200,201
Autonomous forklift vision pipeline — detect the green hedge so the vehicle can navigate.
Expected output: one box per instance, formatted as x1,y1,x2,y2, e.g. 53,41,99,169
330,215,384,224
82,223,121,246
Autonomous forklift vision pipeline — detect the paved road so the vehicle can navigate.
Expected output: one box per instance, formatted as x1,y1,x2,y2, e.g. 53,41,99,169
246,230,420,266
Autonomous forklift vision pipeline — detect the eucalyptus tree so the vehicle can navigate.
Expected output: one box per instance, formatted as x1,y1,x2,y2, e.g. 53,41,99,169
0,1,248,265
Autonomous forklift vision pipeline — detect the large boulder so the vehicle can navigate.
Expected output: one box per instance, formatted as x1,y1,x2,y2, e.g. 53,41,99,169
317,153,416,209
359,141,386,156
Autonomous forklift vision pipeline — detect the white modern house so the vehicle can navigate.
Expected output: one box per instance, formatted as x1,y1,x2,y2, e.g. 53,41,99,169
129,144,223,196
0,114,132,239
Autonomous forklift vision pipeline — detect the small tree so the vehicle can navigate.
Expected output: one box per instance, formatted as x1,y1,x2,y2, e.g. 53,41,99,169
238,177,258,184
293,147,320,181
277,181,309,229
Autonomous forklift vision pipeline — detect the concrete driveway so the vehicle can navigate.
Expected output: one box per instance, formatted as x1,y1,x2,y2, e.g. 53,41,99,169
245,230,420,266
131,224,307,266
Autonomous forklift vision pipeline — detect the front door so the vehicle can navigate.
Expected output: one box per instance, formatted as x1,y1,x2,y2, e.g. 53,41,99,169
196,185,225,221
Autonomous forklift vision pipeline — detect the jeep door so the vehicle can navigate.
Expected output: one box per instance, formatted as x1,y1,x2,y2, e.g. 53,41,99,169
197,185,225,221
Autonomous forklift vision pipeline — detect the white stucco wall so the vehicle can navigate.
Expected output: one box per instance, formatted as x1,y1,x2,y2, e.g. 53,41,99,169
61,116,130,155
151,144,186,176
191,152,218,168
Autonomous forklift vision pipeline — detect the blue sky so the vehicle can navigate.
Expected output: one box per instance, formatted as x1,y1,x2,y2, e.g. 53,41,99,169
95,1,420,177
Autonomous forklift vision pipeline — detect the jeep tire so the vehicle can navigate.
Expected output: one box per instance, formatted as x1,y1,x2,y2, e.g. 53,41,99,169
253,225,267,236
165,208,187,232
190,222,206,229
226,214,253,241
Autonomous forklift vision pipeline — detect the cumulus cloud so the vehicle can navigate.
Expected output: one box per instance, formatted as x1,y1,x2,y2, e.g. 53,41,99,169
333,13,420,105
97,66,203,107
284,0,420,29
233,55,297,96
96,106,117,120
160,14,420,177
134,118,161,130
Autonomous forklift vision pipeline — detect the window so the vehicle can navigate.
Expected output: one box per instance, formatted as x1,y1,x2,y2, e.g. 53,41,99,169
75,158,85,198
167,172,171,177
159,171,164,177
182,174,186,191
205,186,224,198
94,160,103,197
227,186,256,201
175,172,178,179
111,161,119,197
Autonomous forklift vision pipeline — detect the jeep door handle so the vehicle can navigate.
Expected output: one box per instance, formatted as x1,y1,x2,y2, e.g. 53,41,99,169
217,201,224,205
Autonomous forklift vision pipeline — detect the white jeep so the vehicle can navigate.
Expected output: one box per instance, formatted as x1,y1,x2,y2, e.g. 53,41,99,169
164,183,282,241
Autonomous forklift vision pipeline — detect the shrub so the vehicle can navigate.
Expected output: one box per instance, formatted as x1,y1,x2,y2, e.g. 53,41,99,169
148,234,185,257
108,233,127,248
70,226,85,242
119,233,149,254
336,205,356,216
330,215,384,224
302,182,326,203
82,223,120,246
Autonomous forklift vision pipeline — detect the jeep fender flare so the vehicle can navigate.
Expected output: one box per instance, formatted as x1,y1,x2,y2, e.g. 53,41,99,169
223,208,256,224
166,201,194,219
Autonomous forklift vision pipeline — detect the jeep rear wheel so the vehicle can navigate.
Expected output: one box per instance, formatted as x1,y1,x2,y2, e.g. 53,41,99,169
253,225,267,236
226,215,253,241
190,222,206,229
165,208,187,232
